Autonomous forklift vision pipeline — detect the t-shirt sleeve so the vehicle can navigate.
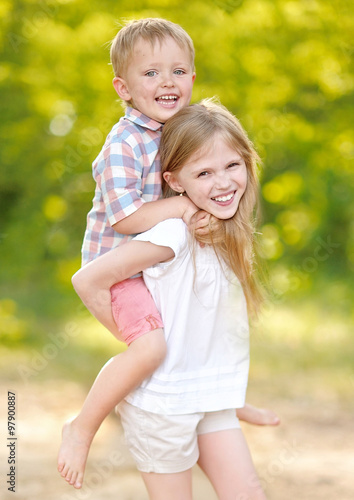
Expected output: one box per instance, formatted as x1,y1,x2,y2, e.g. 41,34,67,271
95,135,145,227
133,218,188,273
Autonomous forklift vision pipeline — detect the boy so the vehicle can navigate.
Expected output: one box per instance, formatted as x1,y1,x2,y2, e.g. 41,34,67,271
58,18,279,490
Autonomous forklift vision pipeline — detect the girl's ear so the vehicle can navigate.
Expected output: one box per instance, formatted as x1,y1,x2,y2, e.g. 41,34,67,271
163,172,184,194
113,77,132,102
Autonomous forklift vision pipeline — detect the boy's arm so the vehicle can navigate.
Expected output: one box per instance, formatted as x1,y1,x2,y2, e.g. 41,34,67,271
99,133,199,236
98,133,208,236
72,241,174,337
112,196,199,235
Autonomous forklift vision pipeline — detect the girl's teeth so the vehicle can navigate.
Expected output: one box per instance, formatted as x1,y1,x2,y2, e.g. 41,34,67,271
213,193,234,202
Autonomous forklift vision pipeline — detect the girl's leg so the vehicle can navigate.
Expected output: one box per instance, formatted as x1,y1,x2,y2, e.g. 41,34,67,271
57,328,166,489
141,469,193,500
197,429,267,500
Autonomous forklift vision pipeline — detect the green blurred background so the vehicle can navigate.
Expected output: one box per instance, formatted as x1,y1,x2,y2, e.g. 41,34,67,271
1,0,353,393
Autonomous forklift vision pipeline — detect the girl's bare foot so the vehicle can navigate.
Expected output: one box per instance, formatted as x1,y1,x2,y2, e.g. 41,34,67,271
237,403,280,426
57,418,94,489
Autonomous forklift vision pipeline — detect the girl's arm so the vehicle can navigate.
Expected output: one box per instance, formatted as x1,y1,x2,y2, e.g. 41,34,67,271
72,240,174,337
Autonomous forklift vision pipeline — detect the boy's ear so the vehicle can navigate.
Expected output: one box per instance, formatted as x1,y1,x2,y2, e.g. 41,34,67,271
163,172,184,194
113,77,131,102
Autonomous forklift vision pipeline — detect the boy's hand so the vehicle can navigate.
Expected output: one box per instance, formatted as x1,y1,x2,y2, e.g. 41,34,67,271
180,196,200,225
179,197,221,238
187,210,211,237
186,211,222,244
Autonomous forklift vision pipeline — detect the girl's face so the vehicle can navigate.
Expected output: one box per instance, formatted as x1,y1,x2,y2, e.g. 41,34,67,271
164,133,248,219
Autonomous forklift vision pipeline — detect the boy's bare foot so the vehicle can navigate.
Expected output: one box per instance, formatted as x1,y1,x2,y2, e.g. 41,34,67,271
237,403,280,426
57,418,94,489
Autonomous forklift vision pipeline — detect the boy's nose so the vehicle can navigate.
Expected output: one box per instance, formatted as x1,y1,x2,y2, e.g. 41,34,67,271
161,75,174,87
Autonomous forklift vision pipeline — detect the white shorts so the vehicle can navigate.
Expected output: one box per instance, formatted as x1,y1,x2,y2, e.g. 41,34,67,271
116,401,240,473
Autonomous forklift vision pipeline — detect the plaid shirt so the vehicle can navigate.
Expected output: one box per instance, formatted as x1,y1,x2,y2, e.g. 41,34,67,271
81,107,163,266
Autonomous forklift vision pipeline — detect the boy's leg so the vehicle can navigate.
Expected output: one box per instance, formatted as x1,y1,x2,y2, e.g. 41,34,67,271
236,403,280,426
58,277,165,488
197,428,267,500
141,470,193,500
58,328,166,488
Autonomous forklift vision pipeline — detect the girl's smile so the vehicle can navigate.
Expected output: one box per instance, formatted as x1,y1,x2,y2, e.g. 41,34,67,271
211,190,236,204
164,133,248,220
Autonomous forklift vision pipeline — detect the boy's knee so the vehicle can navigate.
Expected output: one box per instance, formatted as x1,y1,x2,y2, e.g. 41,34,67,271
131,329,167,371
145,331,167,369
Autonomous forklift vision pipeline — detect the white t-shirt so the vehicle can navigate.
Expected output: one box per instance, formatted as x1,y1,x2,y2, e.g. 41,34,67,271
125,218,249,415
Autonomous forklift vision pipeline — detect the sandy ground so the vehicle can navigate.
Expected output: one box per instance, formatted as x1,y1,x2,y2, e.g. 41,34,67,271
1,379,353,500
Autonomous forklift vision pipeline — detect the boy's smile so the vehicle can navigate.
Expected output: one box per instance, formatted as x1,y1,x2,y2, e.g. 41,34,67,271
113,37,195,124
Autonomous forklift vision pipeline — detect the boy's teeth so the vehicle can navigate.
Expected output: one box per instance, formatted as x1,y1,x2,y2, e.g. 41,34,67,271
158,95,177,100
213,193,234,202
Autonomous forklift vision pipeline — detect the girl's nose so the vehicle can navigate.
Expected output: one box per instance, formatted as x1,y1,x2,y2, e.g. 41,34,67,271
215,173,231,189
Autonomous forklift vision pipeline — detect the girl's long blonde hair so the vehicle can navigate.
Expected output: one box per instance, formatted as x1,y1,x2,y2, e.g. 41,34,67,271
160,98,263,314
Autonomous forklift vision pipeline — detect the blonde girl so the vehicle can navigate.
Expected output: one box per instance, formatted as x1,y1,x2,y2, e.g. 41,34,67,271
67,99,268,500
161,97,262,314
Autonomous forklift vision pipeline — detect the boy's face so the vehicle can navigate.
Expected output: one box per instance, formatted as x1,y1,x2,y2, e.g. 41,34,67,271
113,37,195,124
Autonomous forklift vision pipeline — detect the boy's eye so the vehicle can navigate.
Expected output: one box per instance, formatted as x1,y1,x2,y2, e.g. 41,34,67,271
174,69,186,75
145,70,157,77
198,171,209,177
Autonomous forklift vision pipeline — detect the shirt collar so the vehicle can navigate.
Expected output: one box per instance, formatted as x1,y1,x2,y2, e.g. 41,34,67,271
125,107,163,132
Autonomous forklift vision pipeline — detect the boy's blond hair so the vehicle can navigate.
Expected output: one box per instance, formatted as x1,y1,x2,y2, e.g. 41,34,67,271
110,18,195,78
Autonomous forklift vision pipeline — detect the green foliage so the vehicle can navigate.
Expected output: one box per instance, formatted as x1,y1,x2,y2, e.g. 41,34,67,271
1,0,353,343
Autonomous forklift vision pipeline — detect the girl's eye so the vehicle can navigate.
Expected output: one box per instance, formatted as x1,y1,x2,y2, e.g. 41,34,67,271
145,70,157,77
198,171,209,177
228,162,241,168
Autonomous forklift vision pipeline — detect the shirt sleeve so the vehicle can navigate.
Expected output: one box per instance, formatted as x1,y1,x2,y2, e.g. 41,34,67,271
95,135,145,227
134,218,188,273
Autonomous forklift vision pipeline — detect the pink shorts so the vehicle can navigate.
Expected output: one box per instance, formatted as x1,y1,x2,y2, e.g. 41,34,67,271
111,277,163,346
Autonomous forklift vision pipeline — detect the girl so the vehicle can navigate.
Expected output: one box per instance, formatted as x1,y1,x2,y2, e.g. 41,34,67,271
66,99,269,500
